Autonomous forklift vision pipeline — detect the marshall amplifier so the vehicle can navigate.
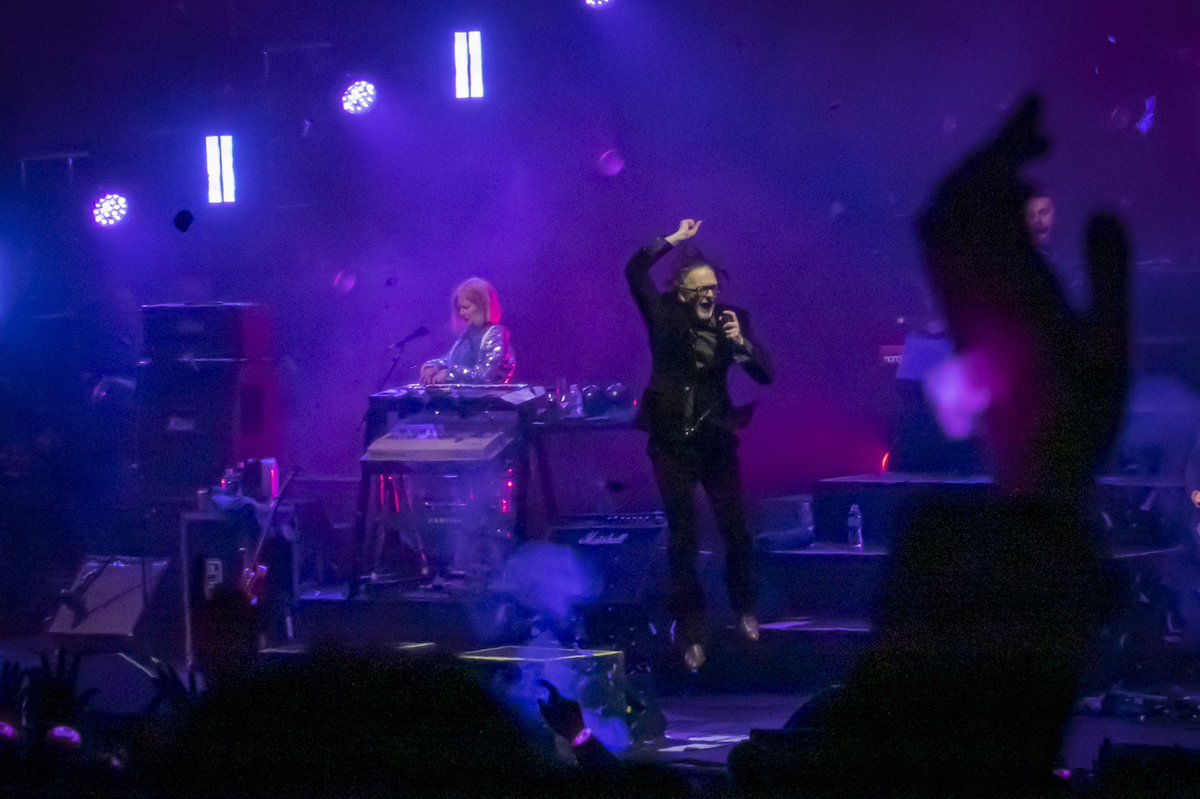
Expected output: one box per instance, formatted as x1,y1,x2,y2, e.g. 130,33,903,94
550,513,667,604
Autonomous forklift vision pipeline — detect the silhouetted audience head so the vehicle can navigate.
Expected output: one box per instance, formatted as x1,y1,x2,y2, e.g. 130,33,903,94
161,645,552,797
193,584,259,689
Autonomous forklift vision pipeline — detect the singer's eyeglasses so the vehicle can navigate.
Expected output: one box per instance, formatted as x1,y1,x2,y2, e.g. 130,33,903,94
680,284,720,298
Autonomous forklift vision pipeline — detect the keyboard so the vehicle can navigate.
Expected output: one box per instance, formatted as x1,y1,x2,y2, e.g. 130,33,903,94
365,422,514,462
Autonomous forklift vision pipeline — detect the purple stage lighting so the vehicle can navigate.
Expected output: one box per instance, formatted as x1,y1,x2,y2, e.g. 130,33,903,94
454,31,483,99
341,80,377,114
92,193,128,226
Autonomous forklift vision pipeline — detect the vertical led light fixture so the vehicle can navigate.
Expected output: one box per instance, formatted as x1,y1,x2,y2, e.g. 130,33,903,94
468,31,483,97
454,31,483,99
205,135,235,204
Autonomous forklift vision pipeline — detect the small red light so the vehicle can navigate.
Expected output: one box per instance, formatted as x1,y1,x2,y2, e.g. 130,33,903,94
881,452,890,472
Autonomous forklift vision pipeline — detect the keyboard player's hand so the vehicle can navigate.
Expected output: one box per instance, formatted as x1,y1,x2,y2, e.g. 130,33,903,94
418,365,439,385
429,369,451,385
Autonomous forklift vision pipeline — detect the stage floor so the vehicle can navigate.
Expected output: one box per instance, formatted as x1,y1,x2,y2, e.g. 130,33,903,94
638,691,808,768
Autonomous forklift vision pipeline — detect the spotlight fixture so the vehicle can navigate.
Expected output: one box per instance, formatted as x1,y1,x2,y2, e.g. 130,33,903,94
585,0,612,6
92,194,128,227
341,80,377,114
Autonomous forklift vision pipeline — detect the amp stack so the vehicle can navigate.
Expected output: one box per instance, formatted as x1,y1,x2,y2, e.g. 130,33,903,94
134,303,280,501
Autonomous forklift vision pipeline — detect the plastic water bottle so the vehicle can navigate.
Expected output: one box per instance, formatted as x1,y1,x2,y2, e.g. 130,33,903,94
220,467,241,496
800,499,815,539
847,503,863,549
566,383,584,418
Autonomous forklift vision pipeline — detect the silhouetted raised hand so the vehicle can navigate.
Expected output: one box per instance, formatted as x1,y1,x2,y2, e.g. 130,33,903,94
0,660,25,744
918,95,1130,499
25,650,97,732
147,661,201,717
536,679,584,740
787,98,1135,799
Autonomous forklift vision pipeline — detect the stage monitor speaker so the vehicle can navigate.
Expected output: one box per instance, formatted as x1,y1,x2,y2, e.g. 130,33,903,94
47,556,172,647
47,509,257,656
550,513,667,605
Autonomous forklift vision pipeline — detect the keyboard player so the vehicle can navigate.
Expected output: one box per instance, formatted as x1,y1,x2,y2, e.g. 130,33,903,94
419,277,516,385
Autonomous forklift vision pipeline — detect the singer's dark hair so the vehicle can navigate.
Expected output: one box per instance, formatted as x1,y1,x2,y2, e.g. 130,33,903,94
668,245,730,292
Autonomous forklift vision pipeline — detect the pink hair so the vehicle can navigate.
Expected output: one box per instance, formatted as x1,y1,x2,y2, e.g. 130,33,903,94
450,277,502,332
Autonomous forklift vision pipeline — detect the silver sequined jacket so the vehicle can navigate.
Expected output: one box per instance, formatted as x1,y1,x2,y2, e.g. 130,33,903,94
422,324,516,383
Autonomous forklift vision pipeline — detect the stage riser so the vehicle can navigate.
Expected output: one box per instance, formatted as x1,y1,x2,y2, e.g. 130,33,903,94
295,604,872,693
813,475,1191,551
658,626,872,693
293,546,879,692
812,478,990,549
758,550,888,618
297,595,528,650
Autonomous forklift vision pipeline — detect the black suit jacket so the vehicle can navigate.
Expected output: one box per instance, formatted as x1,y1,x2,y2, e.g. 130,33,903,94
625,237,773,442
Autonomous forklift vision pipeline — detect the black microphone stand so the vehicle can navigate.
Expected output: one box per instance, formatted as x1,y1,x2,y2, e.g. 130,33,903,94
356,339,418,434
349,338,427,598
376,347,408,394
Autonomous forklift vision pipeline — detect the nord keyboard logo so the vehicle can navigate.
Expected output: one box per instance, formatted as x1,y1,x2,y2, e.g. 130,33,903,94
579,531,629,546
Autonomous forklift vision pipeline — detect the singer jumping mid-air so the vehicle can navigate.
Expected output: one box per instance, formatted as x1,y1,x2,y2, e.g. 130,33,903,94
625,218,773,672
420,277,516,385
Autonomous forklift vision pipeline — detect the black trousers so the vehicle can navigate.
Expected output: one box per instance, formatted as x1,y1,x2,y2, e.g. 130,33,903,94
649,431,756,645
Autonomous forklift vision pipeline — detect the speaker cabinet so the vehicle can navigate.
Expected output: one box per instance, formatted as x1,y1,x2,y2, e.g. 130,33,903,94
550,513,667,604
531,426,662,522
134,359,279,496
135,303,279,498
142,303,273,360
